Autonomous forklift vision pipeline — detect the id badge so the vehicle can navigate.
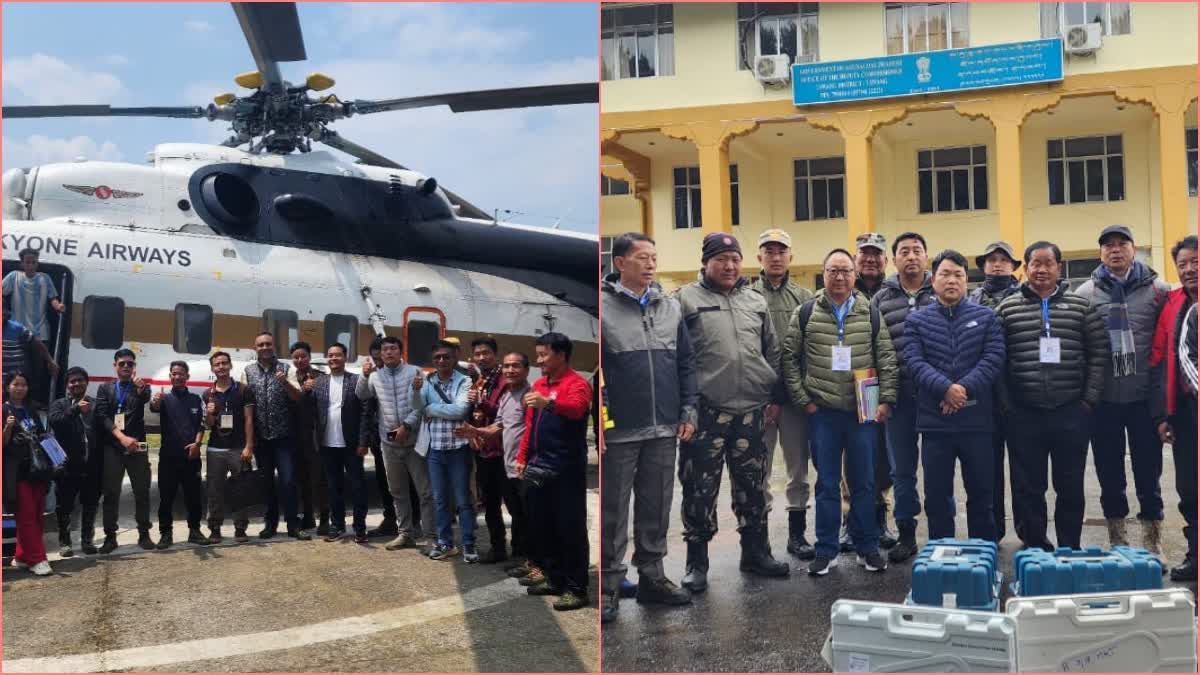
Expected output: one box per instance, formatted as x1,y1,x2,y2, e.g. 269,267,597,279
832,345,852,372
1039,337,1062,364
221,414,234,430
114,413,126,431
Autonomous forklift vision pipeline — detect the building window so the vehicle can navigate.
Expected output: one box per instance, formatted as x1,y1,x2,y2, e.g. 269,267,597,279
324,314,358,360
794,157,846,221
673,166,702,229
262,309,299,357
918,145,988,213
737,3,819,70
1188,128,1197,197
405,320,440,368
1047,135,1124,205
173,303,213,355
601,4,674,81
601,236,614,277
601,176,630,196
730,164,740,227
82,296,124,350
885,2,968,54
1041,2,1131,38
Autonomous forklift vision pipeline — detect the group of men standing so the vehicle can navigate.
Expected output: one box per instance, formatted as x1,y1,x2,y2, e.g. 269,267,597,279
600,224,1197,623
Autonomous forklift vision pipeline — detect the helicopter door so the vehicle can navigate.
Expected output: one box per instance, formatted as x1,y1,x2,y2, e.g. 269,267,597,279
402,307,445,368
0,259,74,407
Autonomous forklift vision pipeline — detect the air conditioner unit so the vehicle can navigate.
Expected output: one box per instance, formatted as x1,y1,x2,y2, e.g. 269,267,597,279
754,54,792,86
1062,23,1102,56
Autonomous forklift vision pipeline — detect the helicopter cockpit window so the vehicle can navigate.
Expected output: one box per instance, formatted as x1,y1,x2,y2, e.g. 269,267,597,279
324,314,358,360
173,304,213,355
262,309,299,357
82,296,125,350
406,320,440,368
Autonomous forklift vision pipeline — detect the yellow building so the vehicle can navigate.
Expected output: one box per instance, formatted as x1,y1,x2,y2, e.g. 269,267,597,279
600,2,1199,289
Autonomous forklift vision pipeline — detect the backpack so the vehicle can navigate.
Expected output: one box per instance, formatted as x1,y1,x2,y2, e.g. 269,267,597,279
794,297,882,376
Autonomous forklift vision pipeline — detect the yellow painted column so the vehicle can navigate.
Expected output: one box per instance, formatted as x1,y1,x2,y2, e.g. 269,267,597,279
662,121,758,234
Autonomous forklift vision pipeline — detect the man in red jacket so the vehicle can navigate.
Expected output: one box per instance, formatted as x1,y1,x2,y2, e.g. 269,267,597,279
1150,235,1197,580
516,332,593,612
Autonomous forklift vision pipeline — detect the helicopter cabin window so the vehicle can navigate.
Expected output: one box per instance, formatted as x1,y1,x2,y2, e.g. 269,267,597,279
405,320,440,368
324,314,358,360
82,296,125,350
262,310,299,358
173,304,213,355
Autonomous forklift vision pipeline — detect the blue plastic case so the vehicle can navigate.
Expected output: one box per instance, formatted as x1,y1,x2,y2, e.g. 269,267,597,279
908,538,1003,611
1011,546,1164,597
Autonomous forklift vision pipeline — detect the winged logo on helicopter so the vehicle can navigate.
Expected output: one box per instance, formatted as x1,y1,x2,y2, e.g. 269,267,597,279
1,2,599,401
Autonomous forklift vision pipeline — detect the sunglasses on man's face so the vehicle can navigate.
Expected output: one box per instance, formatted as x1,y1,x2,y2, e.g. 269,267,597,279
432,354,455,361
117,361,135,367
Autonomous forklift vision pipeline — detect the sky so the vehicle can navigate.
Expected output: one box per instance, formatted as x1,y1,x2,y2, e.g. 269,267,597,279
1,2,599,234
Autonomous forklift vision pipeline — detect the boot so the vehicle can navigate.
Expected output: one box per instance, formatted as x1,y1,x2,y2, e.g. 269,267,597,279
739,529,789,577
80,506,98,555
681,541,709,593
155,531,173,550
1107,518,1129,547
99,533,119,554
58,527,74,558
137,529,156,550
786,510,815,560
188,528,212,545
888,520,919,563
878,504,898,550
1141,519,1162,554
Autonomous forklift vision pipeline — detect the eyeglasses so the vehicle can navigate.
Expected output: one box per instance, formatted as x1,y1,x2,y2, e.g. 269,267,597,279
824,268,854,277
117,361,135,367
432,354,455,361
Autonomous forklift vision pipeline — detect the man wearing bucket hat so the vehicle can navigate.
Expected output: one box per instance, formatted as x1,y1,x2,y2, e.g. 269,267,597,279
970,241,1024,545
750,228,815,560
675,232,790,591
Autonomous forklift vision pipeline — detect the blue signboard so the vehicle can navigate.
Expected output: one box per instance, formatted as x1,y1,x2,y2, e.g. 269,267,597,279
792,38,1064,106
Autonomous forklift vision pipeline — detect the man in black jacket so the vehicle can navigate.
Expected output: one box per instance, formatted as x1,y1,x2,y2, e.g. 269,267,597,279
95,347,154,552
149,361,210,549
313,343,372,542
996,241,1107,551
49,367,100,556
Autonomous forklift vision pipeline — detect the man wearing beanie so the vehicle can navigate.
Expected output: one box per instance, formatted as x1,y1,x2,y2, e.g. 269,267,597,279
674,232,790,593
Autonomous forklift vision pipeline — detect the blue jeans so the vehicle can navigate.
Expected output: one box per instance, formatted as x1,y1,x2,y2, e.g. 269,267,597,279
321,446,367,533
811,408,879,558
256,437,298,527
427,446,476,547
1091,400,1164,521
921,432,996,541
886,395,923,527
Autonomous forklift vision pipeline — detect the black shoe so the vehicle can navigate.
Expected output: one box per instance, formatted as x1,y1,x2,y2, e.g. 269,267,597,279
288,525,312,541
478,549,508,565
259,525,278,540
324,529,345,543
618,576,637,598
681,541,709,593
188,529,212,545
155,532,173,550
601,590,620,624
234,529,250,543
808,556,837,576
739,530,790,577
137,531,156,550
877,505,898,549
99,535,119,554
209,527,224,544
300,515,317,531
636,576,692,606
367,521,398,538
787,510,815,560
81,537,97,555
1170,555,1197,582
59,532,74,558
858,551,888,572
888,521,919,563
526,580,563,596
354,530,369,544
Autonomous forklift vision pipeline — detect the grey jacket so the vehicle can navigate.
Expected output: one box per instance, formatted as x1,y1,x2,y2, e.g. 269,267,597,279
355,362,423,448
601,275,698,444
676,274,784,414
1074,262,1170,404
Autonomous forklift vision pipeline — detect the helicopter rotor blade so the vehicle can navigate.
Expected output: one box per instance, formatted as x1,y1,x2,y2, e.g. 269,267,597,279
3,105,206,119
318,130,492,221
351,82,597,115
231,3,307,92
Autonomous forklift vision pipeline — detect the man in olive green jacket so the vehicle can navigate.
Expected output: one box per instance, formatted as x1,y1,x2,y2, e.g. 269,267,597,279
750,228,815,560
782,249,899,577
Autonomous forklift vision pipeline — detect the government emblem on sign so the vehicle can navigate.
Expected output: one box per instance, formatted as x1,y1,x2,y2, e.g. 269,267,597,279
62,184,143,199
916,56,932,83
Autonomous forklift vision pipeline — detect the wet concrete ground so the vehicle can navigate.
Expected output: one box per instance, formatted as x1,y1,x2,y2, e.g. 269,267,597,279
2,452,600,672
600,442,1196,673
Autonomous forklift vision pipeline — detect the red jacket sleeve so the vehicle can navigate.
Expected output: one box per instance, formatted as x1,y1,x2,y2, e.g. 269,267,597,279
517,403,534,466
552,375,593,421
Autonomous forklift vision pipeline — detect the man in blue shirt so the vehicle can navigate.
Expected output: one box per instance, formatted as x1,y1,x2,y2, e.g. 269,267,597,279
150,361,211,549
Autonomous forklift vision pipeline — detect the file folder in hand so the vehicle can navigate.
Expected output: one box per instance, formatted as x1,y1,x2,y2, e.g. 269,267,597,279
854,368,880,424
39,436,68,467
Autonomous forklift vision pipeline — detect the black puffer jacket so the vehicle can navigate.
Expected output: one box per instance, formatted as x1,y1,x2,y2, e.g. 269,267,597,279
870,273,935,399
995,281,1108,410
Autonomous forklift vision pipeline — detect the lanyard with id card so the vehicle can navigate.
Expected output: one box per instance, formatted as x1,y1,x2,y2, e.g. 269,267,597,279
831,300,853,372
114,382,131,431
215,383,237,430
1039,299,1061,364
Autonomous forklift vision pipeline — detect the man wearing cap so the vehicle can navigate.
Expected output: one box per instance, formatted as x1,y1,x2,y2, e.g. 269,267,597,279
871,232,936,563
970,241,1023,544
750,228,815,560
1075,225,1170,553
675,232,790,592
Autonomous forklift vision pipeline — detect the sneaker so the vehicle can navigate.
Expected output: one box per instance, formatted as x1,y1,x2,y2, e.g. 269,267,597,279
367,521,399,538
385,534,415,550
188,529,212,546
324,529,345,543
354,530,369,544
155,532,173,550
259,525,278,540
287,526,312,541
209,528,224,544
526,580,563,596
507,562,532,578
808,556,838,576
553,591,589,611
234,529,250,543
519,567,547,586
99,535,119,554
30,560,52,576
429,543,460,561
137,531,156,550
858,551,888,572
464,545,479,563
59,543,75,558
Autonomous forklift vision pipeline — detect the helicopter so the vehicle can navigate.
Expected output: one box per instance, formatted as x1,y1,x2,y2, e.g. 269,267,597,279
1,2,599,404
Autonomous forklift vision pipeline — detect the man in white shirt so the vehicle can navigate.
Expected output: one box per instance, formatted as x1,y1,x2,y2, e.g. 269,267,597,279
313,343,371,543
